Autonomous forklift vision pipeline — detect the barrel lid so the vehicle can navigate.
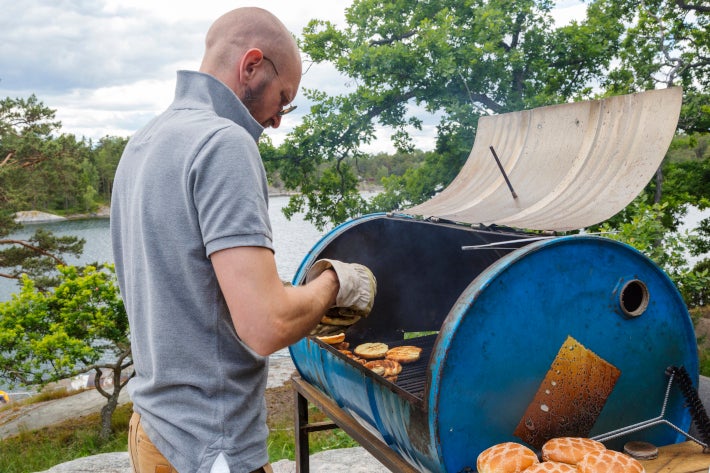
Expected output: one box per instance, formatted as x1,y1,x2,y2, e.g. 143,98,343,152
404,87,683,231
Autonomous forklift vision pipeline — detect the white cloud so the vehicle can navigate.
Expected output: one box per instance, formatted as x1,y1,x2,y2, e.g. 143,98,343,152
552,0,588,26
0,0,588,152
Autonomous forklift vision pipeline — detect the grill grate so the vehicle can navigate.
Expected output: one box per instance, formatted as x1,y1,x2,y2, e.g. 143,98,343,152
320,333,438,404
385,334,437,400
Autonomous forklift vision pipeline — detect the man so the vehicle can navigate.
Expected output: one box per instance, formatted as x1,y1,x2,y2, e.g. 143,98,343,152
111,7,375,473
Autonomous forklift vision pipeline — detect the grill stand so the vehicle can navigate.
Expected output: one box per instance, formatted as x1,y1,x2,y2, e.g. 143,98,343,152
292,376,420,473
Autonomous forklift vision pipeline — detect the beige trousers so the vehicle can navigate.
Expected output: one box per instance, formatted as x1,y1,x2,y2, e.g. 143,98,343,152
129,412,272,473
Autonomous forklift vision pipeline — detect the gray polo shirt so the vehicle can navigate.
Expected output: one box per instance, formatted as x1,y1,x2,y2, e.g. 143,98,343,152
111,70,272,473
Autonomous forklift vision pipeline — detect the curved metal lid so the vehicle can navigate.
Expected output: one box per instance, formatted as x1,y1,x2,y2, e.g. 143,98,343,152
404,87,683,231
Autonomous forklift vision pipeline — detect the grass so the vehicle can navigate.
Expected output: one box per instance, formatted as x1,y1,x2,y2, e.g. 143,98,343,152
267,423,358,461
0,402,132,473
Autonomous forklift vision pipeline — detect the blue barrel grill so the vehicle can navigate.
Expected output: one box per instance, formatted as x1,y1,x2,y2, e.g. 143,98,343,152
289,213,697,473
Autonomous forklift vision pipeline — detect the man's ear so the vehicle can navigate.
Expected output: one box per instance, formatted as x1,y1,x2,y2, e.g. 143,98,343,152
239,48,265,85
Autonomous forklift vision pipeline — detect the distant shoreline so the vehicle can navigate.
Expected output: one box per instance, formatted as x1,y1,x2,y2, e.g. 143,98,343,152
13,186,383,224
13,206,110,224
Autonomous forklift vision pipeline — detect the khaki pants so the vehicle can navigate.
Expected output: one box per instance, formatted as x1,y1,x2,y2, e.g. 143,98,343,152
129,412,273,473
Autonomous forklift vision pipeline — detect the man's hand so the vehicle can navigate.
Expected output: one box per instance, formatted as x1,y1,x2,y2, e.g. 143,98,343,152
305,259,377,334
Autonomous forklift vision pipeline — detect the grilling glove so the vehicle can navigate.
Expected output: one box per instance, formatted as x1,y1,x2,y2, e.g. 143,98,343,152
305,259,377,335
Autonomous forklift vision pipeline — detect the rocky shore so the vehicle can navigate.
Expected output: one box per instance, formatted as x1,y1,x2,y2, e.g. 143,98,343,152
13,206,111,224
33,447,391,473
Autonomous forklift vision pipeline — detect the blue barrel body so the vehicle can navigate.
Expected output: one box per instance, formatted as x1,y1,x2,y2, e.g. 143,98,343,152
289,214,697,472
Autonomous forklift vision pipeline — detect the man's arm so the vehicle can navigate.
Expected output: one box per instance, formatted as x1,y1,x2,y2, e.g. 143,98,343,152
211,245,339,356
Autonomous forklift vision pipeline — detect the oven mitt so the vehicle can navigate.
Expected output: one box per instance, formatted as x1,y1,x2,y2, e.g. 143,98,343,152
305,259,377,335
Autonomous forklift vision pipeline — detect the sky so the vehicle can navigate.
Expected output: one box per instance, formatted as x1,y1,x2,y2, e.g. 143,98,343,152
0,0,588,154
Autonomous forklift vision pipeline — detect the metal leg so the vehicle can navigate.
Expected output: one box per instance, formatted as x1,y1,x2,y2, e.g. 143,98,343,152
295,385,311,473
291,376,420,473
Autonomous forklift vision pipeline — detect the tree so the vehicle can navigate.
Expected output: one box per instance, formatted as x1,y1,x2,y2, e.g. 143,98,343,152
0,228,85,290
0,96,87,288
0,95,61,170
600,0,710,203
91,136,128,202
599,200,710,309
0,264,131,440
279,0,628,228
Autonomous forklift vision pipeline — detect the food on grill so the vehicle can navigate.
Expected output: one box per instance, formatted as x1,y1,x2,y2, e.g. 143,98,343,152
321,314,362,326
542,437,606,464
521,461,577,472
385,345,422,363
365,359,402,377
576,449,644,473
310,311,363,336
316,332,346,345
339,349,367,364
354,342,389,359
476,442,539,473
333,341,350,350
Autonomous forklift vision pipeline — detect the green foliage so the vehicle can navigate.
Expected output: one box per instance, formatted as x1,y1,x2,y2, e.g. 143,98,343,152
0,96,126,293
599,201,710,308
92,136,128,201
0,228,85,291
0,264,129,388
280,0,634,227
1,96,127,220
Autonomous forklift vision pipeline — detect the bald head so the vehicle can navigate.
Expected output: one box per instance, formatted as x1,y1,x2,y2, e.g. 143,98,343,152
200,7,301,90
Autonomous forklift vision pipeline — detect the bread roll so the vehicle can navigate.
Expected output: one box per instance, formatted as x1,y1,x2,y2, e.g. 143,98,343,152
477,442,539,473
317,332,346,344
577,450,644,473
522,461,578,472
385,345,422,363
542,437,606,465
364,359,402,376
354,342,388,359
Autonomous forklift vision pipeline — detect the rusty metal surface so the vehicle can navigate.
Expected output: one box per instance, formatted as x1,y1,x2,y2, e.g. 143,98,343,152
405,88,683,231
513,336,622,449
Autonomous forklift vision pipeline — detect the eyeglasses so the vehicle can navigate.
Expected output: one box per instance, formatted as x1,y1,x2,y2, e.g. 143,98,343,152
262,55,297,116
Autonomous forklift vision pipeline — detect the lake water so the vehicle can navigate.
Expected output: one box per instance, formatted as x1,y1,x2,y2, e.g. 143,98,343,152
0,195,327,303
0,195,329,394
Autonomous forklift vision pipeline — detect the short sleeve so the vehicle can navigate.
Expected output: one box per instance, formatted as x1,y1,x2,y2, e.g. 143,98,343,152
189,125,273,257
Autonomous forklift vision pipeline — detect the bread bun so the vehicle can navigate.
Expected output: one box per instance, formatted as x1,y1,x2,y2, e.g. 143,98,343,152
354,342,388,359
577,450,644,473
477,442,539,473
385,345,423,363
522,461,577,473
365,359,402,376
317,332,346,345
542,437,606,464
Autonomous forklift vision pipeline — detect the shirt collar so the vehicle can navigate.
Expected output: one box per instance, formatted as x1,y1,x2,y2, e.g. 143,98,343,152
173,70,264,142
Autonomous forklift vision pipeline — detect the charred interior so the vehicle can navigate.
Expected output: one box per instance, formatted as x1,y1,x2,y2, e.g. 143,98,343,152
297,214,535,401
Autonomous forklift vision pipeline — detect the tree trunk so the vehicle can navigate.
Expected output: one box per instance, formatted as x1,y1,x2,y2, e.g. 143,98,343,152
95,364,128,441
99,390,120,441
